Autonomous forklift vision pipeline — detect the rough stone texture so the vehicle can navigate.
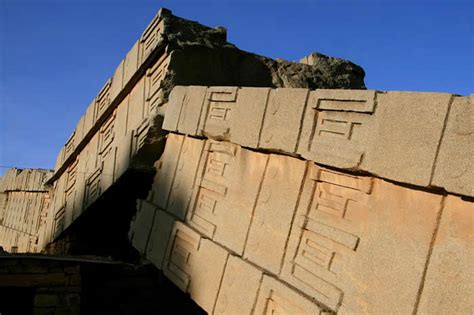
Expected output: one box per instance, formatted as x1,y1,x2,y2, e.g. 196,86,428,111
432,95,474,196
417,196,474,315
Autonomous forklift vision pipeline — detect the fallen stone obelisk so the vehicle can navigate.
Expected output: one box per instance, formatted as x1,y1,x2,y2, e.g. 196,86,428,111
1,7,471,315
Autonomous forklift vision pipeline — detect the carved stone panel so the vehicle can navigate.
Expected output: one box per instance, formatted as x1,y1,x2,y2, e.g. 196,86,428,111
282,164,442,313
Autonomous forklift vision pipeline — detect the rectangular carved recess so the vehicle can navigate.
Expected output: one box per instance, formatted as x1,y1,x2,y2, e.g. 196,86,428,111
307,90,377,167
166,226,200,291
188,141,236,237
132,119,150,156
95,79,112,121
285,164,373,310
206,87,238,121
200,87,239,137
84,166,102,207
53,207,65,238
64,131,76,160
65,159,78,192
145,54,170,114
99,113,116,158
141,16,165,60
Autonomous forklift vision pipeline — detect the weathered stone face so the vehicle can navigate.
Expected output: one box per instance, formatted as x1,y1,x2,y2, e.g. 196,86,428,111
43,7,366,253
163,85,473,196
2,6,471,315
130,133,473,314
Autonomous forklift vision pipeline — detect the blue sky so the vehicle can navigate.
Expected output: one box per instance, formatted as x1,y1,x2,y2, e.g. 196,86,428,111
0,0,473,175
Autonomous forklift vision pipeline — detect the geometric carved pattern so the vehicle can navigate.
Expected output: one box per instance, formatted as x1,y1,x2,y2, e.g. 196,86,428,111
165,224,200,292
64,131,75,159
202,87,238,136
283,164,373,311
188,141,235,238
253,276,327,315
99,113,115,158
141,16,164,60
53,206,65,238
84,166,102,208
132,119,150,157
145,54,170,113
94,79,112,120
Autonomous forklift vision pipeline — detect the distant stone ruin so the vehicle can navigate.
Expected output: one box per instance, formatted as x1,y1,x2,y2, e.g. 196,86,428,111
0,7,472,315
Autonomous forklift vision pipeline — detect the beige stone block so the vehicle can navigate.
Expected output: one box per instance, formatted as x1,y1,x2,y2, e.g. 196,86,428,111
140,15,165,61
83,100,96,136
163,86,270,148
75,115,85,145
97,113,117,192
195,87,269,148
63,130,76,161
187,140,268,254
82,133,99,177
417,196,474,315
298,89,377,169
177,86,208,135
432,95,474,197
130,118,151,160
99,147,116,193
149,133,184,208
364,91,451,186
144,53,170,114
145,206,174,269
94,79,112,121
163,221,228,313
165,136,205,220
109,60,124,102
129,200,156,254
244,154,306,274
114,132,132,180
114,97,128,140
259,88,308,153
162,86,187,132
54,147,65,172
64,160,78,228
253,275,326,314
72,159,86,221
123,40,140,85
281,164,442,313
298,90,452,187
127,78,146,131
215,256,263,315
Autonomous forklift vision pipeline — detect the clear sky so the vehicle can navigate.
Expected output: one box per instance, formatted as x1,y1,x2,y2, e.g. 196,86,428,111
0,0,473,175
